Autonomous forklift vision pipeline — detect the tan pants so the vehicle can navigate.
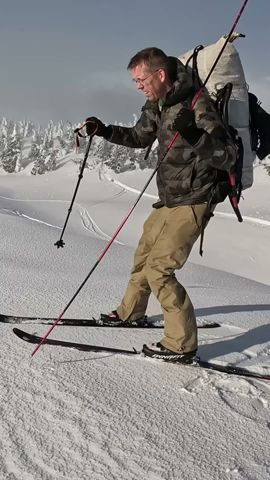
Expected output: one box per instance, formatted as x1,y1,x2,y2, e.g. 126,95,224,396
117,204,209,353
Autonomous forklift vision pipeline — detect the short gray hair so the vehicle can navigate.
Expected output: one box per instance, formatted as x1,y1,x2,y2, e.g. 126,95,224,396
127,47,169,71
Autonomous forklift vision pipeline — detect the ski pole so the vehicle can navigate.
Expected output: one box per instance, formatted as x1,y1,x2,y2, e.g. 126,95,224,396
54,121,97,248
31,0,249,357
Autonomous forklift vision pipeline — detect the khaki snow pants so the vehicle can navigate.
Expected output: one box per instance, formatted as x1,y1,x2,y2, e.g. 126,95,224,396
116,204,209,353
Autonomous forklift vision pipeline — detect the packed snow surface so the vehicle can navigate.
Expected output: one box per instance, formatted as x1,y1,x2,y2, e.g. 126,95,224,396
0,159,269,480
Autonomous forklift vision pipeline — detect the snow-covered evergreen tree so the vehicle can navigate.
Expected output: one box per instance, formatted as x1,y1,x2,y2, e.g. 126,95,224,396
45,149,60,171
1,135,21,173
0,123,22,173
31,151,46,175
29,129,42,158
1,118,9,139
29,130,45,174
65,122,76,153
23,121,34,138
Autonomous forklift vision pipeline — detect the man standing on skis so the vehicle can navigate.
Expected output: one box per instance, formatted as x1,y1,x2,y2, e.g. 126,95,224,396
84,47,237,363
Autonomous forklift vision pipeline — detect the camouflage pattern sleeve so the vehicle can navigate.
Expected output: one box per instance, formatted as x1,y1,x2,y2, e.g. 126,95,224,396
191,93,238,171
108,101,158,149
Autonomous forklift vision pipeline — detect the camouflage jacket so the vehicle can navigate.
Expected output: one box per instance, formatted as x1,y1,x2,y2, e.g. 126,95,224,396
108,57,237,207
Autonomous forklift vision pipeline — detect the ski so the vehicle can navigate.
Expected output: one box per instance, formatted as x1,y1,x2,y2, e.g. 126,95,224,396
0,314,220,329
13,328,138,355
13,328,270,381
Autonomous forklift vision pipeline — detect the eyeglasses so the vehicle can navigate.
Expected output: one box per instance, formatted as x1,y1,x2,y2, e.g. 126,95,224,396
133,69,159,86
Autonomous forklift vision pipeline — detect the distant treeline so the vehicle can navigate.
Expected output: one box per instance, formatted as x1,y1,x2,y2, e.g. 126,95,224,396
0,118,157,175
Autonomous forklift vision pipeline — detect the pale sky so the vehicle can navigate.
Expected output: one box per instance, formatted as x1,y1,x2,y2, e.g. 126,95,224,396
1,0,269,126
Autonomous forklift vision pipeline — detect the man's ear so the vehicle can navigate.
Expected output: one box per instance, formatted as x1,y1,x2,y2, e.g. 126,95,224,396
158,68,166,83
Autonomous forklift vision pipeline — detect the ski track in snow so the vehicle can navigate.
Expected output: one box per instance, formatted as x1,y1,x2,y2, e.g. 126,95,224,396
0,208,61,230
0,183,127,243
78,206,124,245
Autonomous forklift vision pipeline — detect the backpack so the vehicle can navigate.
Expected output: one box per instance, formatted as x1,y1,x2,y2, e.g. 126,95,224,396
179,33,255,191
179,34,248,255
179,34,270,255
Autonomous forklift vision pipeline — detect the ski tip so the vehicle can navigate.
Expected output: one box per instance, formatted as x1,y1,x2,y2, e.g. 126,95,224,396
13,328,37,344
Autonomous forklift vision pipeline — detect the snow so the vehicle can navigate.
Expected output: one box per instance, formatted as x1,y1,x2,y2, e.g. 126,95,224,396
0,158,270,480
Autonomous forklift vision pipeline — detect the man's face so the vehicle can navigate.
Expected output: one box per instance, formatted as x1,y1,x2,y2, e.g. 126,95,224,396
131,63,168,101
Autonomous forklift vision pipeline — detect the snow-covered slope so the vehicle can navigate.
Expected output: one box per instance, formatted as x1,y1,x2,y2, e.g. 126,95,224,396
0,161,269,480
